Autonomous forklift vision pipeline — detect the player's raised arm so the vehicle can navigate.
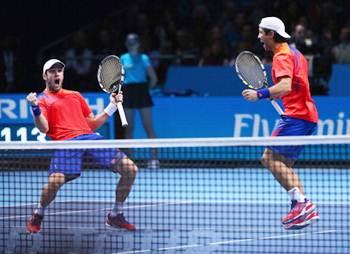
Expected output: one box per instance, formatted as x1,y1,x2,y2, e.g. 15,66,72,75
86,93,123,131
26,92,49,133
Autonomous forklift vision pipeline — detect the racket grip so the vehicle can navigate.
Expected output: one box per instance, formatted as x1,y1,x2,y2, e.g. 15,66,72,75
117,102,128,127
270,99,284,115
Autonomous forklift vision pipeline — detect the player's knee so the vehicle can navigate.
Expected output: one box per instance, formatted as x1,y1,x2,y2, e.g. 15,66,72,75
113,157,138,178
260,149,273,168
260,155,268,167
48,173,66,190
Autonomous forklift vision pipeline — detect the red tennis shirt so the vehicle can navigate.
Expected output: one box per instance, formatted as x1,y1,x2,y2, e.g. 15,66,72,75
38,88,93,140
272,43,318,123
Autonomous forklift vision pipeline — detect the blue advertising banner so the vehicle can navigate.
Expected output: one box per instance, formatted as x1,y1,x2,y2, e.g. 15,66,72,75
133,96,350,138
1,93,349,141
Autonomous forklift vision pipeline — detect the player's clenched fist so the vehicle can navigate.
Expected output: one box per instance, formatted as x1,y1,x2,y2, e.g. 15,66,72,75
242,89,258,101
110,92,123,105
27,92,38,106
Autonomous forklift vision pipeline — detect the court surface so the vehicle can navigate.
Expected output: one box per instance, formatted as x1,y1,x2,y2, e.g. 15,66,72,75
1,167,349,254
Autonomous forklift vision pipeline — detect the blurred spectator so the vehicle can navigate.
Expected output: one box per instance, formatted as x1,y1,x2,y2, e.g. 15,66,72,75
319,27,336,61
199,26,228,66
332,27,350,63
6,0,350,93
223,11,246,51
0,36,22,92
174,29,197,65
191,2,212,49
94,29,115,57
290,24,317,55
198,41,228,66
63,30,94,90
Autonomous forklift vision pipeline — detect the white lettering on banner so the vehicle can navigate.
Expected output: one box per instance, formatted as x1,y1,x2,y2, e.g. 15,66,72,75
317,112,350,135
233,114,251,137
0,99,17,119
234,112,350,136
85,98,105,114
19,99,29,118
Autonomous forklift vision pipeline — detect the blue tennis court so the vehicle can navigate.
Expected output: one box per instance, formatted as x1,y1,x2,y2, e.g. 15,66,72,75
1,166,349,254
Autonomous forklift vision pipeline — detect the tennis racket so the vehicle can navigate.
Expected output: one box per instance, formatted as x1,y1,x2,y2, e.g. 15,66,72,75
97,55,128,127
235,51,284,115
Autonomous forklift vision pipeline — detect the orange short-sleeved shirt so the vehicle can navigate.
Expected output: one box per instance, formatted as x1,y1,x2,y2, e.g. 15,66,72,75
272,43,318,123
38,89,93,140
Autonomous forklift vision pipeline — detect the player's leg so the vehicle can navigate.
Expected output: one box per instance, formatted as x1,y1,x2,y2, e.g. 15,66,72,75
26,173,66,234
106,157,138,231
91,143,138,231
26,149,83,233
261,116,319,229
112,157,138,203
103,156,137,231
261,148,302,193
261,148,319,229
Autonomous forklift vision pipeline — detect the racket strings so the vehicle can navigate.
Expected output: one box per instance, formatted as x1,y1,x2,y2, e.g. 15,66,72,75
236,55,265,89
100,59,122,86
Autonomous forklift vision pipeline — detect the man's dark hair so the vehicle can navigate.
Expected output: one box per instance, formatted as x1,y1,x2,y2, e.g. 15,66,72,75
262,28,289,43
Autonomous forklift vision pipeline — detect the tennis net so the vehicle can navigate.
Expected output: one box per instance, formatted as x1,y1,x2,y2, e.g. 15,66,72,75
0,136,349,254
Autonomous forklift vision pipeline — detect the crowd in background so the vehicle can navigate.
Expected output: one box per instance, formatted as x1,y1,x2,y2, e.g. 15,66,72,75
1,0,350,94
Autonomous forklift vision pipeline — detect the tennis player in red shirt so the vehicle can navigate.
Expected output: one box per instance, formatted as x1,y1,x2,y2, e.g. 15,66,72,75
26,59,137,233
242,17,319,230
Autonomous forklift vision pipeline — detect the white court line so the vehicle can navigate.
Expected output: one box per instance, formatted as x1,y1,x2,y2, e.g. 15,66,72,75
0,201,192,220
158,244,200,251
114,250,151,254
0,199,195,208
114,229,337,254
208,238,257,245
2,198,350,208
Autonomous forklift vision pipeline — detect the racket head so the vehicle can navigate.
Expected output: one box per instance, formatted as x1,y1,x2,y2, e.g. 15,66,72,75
97,55,125,93
235,51,267,90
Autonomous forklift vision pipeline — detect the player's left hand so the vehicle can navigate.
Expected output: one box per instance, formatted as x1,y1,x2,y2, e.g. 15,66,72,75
242,89,258,101
110,92,123,105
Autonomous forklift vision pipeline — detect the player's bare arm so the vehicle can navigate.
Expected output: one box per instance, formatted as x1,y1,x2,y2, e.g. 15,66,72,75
269,77,292,98
86,93,123,131
242,77,291,101
26,92,49,133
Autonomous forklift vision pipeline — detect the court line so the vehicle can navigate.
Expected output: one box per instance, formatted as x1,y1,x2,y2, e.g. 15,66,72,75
115,250,151,254
2,198,350,208
0,201,192,220
113,229,337,254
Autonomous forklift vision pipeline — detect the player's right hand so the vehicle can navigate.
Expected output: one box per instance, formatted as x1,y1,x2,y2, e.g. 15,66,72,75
242,89,258,101
26,92,38,106
110,92,123,105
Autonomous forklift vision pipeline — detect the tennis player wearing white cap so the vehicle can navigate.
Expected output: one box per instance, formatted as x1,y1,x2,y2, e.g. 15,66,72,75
25,59,138,233
242,17,319,230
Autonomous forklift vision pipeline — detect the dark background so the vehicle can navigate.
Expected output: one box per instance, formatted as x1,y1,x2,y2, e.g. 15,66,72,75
1,0,349,94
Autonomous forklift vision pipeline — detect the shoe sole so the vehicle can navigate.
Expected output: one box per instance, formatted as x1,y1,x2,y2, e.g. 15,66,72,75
283,211,320,230
26,227,41,234
282,202,316,225
105,221,136,231
26,223,41,234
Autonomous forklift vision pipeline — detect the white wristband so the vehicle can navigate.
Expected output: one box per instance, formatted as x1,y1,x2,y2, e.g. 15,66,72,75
103,103,118,116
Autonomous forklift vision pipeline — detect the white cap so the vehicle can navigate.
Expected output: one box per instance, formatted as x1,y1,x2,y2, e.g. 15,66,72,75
42,59,65,75
259,17,291,39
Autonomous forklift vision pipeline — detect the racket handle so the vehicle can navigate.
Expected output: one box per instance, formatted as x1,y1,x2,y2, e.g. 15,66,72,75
270,99,284,115
117,102,128,127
